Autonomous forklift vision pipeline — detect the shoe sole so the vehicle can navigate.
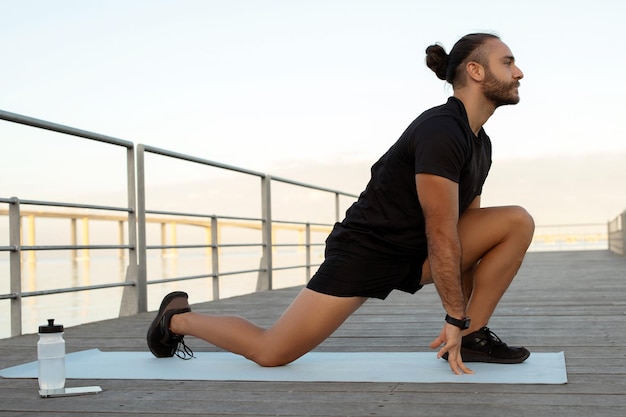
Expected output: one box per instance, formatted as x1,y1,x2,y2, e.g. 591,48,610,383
442,349,531,364
146,291,189,358
459,347,531,364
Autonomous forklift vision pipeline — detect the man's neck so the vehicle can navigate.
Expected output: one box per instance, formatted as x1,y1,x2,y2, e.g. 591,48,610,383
453,90,496,136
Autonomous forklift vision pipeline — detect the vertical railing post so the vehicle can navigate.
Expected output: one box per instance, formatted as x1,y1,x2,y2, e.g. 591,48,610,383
334,192,341,222
135,145,148,312
160,223,167,257
169,223,178,256
81,217,90,260
258,175,273,291
8,197,22,336
117,220,125,259
26,215,36,263
119,144,140,316
607,218,611,253
120,144,139,315
210,216,220,300
71,218,77,260
622,211,626,257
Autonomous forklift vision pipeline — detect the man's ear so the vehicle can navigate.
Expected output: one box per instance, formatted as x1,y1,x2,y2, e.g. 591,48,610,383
465,61,485,82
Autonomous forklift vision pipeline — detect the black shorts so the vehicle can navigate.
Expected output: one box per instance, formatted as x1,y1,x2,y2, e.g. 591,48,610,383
306,239,427,300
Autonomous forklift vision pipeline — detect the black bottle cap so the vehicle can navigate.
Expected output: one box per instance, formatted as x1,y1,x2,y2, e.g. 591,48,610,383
38,319,64,333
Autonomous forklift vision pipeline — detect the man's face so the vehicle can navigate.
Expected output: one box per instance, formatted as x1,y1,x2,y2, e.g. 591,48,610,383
481,39,524,107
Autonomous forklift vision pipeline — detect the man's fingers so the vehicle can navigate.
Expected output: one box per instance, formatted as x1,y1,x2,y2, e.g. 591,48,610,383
459,362,474,374
450,360,474,375
429,336,444,349
443,349,474,375
444,349,462,375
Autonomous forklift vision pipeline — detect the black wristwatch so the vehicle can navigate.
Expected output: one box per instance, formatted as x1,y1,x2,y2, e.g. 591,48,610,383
445,314,471,330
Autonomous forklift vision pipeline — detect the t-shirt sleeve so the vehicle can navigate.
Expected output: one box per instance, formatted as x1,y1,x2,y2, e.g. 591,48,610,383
412,116,467,183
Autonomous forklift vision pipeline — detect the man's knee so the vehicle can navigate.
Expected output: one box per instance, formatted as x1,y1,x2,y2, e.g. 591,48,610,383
248,350,293,367
246,340,297,367
502,206,535,250
508,206,535,235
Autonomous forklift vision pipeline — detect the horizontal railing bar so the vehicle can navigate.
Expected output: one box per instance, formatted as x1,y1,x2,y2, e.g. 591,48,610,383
140,145,359,199
147,276,211,285
217,268,267,276
144,243,324,250
214,243,263,248
273,263,322,272
0,293,18,301
0,281,136,300
272,219,334,227
0,202,332,228
20,244,134,251
147,244,211,250
266,243,323,249
9,198,133,213
141,145,266,178
273,243,324,248
146,209,261,223
2,242,322,254
270,175,359,198
147,268,265,285
146,243,263,250
0,110,134,148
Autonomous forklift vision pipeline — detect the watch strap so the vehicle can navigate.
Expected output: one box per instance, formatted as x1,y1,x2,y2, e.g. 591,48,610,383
445,314,471,330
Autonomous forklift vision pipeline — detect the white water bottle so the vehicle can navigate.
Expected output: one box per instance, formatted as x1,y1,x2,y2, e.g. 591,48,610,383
37,319,65,390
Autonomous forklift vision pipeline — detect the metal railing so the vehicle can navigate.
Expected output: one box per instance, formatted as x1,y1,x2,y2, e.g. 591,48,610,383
0,110,357,336
135,143,358,312
1,109,138,337
529,223,608,252
608,210,626,256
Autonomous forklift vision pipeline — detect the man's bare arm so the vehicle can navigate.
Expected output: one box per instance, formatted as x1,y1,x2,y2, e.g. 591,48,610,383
417,173,473,374
415,173,465,317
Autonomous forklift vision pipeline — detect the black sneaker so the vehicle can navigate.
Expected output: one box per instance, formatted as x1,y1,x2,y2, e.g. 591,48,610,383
147,291,194,359
443,327,530,364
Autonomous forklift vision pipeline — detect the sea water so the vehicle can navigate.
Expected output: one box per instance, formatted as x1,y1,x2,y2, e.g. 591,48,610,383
0,250,318,339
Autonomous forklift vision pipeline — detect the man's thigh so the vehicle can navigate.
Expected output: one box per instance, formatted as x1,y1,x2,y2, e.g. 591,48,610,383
420,206,533,285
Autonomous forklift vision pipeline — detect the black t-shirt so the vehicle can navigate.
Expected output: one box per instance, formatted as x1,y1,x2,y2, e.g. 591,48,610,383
329,97,492,255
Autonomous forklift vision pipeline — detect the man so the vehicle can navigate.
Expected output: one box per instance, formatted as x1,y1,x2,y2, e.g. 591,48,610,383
147,33,533,375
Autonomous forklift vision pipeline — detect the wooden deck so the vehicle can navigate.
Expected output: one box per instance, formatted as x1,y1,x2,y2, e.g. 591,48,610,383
1,250,625,416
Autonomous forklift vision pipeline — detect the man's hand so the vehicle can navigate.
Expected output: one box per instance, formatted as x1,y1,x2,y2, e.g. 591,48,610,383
430,323,474,375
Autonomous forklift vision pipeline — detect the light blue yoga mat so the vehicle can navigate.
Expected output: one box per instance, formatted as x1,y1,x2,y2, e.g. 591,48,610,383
0,349,567,384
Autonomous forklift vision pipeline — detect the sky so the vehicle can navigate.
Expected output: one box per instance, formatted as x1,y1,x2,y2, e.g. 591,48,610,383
2,0,626,225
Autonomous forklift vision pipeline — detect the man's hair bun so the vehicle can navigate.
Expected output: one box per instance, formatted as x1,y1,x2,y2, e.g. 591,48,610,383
425,44,449,81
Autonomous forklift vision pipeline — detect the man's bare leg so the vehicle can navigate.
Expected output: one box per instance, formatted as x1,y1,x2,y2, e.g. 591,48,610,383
170,288,367,367
421,205,534,332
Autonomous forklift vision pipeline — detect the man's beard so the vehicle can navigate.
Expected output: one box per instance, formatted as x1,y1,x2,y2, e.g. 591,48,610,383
483,68,520,108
